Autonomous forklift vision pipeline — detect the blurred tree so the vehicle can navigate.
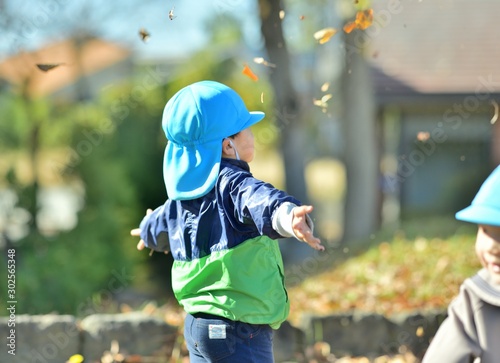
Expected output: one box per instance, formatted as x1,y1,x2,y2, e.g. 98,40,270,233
258,0,309,204
339,3,380,246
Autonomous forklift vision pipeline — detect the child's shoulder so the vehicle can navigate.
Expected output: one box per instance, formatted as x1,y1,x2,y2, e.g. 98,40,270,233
462,269,500,307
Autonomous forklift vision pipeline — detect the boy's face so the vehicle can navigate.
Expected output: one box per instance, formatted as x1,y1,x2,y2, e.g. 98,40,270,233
223,128,255,163
476,224,500,284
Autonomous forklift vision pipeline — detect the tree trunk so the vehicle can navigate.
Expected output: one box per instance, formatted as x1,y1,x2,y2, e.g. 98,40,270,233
258,0,316,266
258,0,308,204
492,117,500,166
341,31,380,246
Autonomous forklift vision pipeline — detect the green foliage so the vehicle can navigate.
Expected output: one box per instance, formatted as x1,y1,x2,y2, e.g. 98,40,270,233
0,93,31,150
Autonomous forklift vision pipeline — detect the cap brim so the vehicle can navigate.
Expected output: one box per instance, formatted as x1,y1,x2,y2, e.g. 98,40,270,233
239,111,265,131
456,205,500,227
163,139,222,200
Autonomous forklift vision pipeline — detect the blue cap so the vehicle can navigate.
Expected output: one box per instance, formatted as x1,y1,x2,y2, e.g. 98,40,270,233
455,165,500,227
162,80,265,200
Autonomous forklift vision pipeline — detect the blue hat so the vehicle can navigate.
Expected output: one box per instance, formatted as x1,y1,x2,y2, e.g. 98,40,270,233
162,80,265,200
455,165,500,227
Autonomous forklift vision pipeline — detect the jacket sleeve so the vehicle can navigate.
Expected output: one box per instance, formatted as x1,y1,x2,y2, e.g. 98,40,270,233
139,202,170,252
221,171,301,239
422,286,481,363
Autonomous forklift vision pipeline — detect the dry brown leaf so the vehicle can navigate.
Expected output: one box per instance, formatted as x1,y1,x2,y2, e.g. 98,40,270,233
168,6,176,20
138,28,150,42
242,64,259,81
490,100,499,124
253,57,276,68
313,27,338,44
344,9,374,33
355,9,373,30
343,21,358,34
36,63,64,72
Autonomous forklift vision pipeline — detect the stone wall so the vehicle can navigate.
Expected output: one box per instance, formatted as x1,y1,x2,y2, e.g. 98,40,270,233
0,310,446,363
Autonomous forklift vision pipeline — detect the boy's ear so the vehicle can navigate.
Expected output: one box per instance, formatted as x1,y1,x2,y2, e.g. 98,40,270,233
222,138,233,157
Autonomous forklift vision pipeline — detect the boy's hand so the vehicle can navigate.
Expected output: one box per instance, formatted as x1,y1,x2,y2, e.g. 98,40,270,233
130,209,153,251
292,205,325,251
130,227,146,250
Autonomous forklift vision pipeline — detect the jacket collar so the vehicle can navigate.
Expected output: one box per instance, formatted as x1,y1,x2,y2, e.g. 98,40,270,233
221,158,250,172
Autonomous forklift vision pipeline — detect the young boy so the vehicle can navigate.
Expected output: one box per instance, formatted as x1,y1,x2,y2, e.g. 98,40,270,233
130,80,324,362
422,165,500,363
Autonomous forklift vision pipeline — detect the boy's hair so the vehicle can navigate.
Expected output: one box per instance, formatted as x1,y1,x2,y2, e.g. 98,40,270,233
161,80,264,201
455,165,500,227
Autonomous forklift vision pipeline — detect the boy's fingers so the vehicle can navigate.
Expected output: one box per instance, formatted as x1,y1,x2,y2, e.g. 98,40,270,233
130,228,141,237
294,205,313,218
137,240,146,250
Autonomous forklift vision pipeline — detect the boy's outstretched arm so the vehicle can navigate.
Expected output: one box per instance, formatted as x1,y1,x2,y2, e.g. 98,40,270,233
292,205,324,251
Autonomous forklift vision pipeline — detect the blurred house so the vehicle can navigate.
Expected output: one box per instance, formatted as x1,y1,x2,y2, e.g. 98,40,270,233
369,0,500,217
0,37,134,101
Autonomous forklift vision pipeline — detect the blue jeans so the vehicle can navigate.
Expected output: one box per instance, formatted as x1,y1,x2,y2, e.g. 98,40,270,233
184,313,275,363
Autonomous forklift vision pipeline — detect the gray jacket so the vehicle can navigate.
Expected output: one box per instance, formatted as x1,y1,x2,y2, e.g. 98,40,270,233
422,269,500,363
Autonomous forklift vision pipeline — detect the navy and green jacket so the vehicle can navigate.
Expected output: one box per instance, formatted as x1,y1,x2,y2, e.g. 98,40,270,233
139,158,301,329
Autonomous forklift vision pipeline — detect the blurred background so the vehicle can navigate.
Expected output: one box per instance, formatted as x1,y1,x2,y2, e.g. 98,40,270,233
0,0,498,333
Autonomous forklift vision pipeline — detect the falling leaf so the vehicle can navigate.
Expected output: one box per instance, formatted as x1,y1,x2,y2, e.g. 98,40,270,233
313,94,332,111
416,131,430,142
139,28,150,42
416,326,424,337
169,6,177,20
279,10,285,19
261,92,264,103
343,9,374,33
313,27,337,44
356,9,373,29
299,15,306,20
343,21,357,34
490,100,499,124
36,63,63,72
67,354,84,363
320,82,330,92
253,57,276,68
242,64,258,81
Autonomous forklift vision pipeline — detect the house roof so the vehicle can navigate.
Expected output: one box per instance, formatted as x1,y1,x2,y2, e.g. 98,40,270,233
0,38,131,98
368,0,500,96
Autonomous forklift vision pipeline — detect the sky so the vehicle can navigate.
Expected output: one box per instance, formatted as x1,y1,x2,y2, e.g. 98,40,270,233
0,0,263,61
